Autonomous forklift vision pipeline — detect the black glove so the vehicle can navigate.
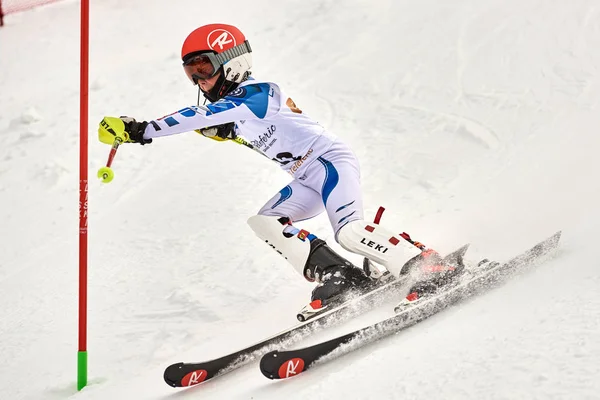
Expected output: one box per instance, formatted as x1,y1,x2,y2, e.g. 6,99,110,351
198,122,237,140
120,116,152,145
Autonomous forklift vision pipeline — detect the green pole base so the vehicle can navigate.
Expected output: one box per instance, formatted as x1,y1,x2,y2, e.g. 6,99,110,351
77,351,88,391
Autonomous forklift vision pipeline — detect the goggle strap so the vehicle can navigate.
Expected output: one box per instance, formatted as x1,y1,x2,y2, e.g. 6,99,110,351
214,40,252,65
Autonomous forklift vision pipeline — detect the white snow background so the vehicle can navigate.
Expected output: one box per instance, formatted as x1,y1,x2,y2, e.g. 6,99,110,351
1,0,599,399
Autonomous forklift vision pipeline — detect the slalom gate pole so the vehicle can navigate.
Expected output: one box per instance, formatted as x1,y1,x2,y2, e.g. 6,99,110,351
78,0,90,391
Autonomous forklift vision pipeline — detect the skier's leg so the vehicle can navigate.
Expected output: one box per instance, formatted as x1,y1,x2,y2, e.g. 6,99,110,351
256,180,325,223
296,143,461,288
302,147,365,236
249,180,370,304
247,214,366,283
302,144,422,277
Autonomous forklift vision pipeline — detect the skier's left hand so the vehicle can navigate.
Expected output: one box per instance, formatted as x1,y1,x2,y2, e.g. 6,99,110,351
196,122,237,141
98,116,152,145
119,117,152,145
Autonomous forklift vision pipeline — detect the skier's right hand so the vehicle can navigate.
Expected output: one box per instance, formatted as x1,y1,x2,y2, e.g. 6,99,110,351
196,122,237,141
98,116,152,145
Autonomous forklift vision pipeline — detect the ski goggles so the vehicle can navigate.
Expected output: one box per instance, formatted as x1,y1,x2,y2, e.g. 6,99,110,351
182,41,252,84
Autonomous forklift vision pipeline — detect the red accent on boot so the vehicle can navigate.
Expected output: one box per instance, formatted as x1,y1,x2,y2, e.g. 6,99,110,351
423,264,456,273
374,207,385,224
309,299,323,310
365,225,375,232
421,249,438,258
406,292,419,302
389,236,400,245
297,229,310,241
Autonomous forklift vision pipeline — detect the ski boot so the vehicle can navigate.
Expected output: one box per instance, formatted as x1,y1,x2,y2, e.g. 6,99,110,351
296,239,375,322
395,248,466,312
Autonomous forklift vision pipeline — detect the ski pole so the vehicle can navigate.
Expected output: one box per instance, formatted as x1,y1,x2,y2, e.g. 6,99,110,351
232,135,270,159
97,137,122,183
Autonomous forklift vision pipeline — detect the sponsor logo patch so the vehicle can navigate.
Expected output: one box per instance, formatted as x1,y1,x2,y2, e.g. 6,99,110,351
289,148,314,174
252,125,277,150
228,87,247,98
360,238,389,253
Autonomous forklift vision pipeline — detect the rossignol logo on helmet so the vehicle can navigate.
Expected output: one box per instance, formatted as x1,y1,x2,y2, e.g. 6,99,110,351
207,29,237,51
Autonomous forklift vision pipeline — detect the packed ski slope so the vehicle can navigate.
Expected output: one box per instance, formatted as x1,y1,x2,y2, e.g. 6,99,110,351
1,0,599,399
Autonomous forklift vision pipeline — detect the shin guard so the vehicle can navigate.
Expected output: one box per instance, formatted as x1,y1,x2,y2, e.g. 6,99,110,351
337,219,421,277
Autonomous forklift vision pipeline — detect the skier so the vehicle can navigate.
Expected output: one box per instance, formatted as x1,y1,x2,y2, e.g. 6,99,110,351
98,23,458,309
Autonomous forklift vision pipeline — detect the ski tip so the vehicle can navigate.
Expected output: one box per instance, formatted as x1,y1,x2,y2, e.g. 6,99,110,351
457,243,470,254
259,351,281,380
260,351,307,380
163,362,184,387
541,230,562,250
442,244,470,265
163,362,210,388
552,230,562,240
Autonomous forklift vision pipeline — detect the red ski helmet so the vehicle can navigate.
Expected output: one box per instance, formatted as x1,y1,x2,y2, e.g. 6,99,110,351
182,24,252,87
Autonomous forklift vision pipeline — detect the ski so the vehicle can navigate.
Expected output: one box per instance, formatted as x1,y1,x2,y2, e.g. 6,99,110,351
259,231,561,380
164,244,469,387
164,269,411,387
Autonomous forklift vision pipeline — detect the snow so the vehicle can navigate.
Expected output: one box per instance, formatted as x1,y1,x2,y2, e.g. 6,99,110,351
1,0,599,399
